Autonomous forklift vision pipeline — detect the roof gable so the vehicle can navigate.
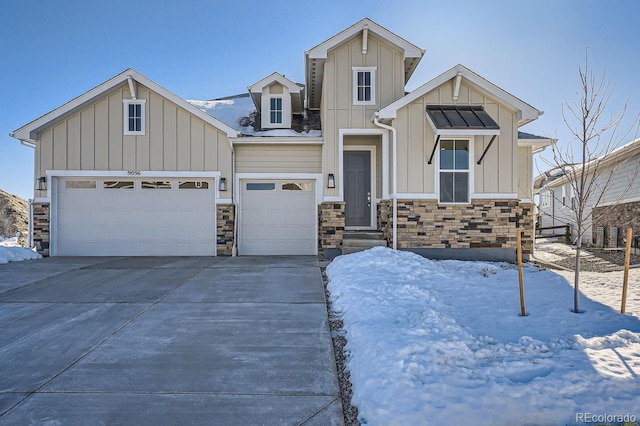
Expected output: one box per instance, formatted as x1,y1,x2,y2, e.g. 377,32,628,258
305,18,425,110
248,72,302,94
377,64,542,127
11,69,239,142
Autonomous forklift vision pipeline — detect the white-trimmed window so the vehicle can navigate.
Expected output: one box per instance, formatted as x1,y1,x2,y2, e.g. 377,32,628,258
123,99,146,135
352,67,376,105
270,97,283,124
439,139,470,203
541,190,551,208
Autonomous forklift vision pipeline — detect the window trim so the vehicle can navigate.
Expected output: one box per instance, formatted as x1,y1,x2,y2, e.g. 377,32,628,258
435,137,473,204
269,97,283,124
352,67,376,105
123,99,146,136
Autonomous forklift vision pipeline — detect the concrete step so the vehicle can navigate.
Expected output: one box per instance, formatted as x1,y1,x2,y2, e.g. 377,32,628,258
343,231,385,240
342,238,388,248
342,245,386,255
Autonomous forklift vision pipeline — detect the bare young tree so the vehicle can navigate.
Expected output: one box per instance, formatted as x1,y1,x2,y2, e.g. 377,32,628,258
546,51,639,313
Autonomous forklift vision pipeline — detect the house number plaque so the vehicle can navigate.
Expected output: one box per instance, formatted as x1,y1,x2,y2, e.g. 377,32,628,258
127,171,142,176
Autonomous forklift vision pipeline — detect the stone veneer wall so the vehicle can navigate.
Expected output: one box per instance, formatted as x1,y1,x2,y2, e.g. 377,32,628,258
378,199,534,256
32,202,50,256
216,203,235,256
318,202,345,259
592,201,640,247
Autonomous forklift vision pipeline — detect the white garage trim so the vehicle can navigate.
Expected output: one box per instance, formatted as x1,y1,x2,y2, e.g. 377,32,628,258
48,170,221,256
236,173,322,256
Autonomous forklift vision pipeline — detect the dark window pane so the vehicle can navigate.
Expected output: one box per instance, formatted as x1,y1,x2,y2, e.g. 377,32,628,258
454,172,469,202
440,172,453,203
440,140,454,169
357,72,364,86
364,87,371,101
129,104,135,117
364,71,371,86
135,104,141,117
246,182,276,190
454,140,469,169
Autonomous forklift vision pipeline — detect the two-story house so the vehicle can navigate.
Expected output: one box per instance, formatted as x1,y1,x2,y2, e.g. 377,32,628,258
10,18,550,260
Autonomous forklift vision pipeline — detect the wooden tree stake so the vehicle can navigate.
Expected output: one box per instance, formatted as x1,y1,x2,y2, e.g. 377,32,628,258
621,227,633,314
517,230,526,316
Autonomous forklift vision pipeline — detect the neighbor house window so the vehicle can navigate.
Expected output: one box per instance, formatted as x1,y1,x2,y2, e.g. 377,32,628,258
123,99,146,135
270,97,283,124
352,67,376,105
439,139,469,203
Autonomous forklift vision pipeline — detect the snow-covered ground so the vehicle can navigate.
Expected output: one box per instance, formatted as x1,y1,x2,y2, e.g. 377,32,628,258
327,247,640,425
0,237,41,264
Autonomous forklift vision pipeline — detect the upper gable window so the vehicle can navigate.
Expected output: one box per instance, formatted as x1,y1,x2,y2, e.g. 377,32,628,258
270,97,283,124
123,99,146,135
352,67,376,105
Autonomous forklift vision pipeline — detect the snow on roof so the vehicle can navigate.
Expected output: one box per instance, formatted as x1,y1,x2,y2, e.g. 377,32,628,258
188,94,255,133
189,94,321,137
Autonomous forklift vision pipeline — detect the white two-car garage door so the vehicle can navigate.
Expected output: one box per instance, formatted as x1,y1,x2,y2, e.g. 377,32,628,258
240,180,316,255
55,177,217,256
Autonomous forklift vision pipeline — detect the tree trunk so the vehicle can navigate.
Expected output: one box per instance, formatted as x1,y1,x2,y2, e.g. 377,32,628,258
573,223,582,313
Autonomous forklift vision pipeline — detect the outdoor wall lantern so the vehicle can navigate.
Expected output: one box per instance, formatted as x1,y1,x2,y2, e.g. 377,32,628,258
36,176,47,191
327,173,336,189
219,177,227,191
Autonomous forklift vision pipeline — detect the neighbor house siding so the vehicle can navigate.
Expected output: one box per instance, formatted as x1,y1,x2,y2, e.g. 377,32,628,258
235,144,322,173
393,80,518,195
322,33,406,198
34,83,233,197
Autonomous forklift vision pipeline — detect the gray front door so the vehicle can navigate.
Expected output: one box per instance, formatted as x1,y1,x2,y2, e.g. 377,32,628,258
344,151,371,227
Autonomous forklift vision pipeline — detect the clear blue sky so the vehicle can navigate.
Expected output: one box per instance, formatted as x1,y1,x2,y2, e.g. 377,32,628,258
2,0,639,200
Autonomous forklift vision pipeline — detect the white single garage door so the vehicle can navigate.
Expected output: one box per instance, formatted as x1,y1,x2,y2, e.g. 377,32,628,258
55,177,217,256
240,180,316,255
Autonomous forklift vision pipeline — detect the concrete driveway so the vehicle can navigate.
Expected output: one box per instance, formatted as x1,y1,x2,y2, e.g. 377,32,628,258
0,256,343,425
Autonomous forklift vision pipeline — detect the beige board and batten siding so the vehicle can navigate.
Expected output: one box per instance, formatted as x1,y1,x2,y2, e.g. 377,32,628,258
34,83,232,197
235,144,322,173
393,80,518,195
322,32,407,197
517,146,533,200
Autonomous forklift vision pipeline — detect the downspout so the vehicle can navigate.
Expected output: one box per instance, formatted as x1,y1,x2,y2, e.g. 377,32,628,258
28,199,33,249
229,135,238,256
373,114,397,250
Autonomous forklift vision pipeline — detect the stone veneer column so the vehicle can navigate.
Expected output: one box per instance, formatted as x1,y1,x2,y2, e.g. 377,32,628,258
216,203,235,256
318,202,345,259
32,202,50,257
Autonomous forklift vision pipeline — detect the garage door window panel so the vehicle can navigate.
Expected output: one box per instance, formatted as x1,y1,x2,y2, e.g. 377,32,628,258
65,180,97,189
282,182,313,191
179,181,209,189
142,181,172,189
104,181,135,189
246,182,276,190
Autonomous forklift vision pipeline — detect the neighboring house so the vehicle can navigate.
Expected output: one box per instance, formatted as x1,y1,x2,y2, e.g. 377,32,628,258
536,138,640,246
10,18,550,260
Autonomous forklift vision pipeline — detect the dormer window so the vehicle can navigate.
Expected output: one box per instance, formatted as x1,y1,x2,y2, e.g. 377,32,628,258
123,99,146,135
352,67,376,105
270,97,283,124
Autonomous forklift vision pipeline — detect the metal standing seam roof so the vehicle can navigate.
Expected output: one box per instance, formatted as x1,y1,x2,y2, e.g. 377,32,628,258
426,105,499,130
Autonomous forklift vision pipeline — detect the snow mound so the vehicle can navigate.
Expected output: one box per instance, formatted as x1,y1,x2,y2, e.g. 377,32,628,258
0,237,41,264
327,247,640,425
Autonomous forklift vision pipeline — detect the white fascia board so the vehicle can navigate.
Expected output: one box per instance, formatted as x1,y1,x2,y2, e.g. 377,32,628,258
378,64,542,124
306,18,423,60
12,69,239,142
518,139,554,149
248,72,302,94
232,137,324,144
47,170,221,178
